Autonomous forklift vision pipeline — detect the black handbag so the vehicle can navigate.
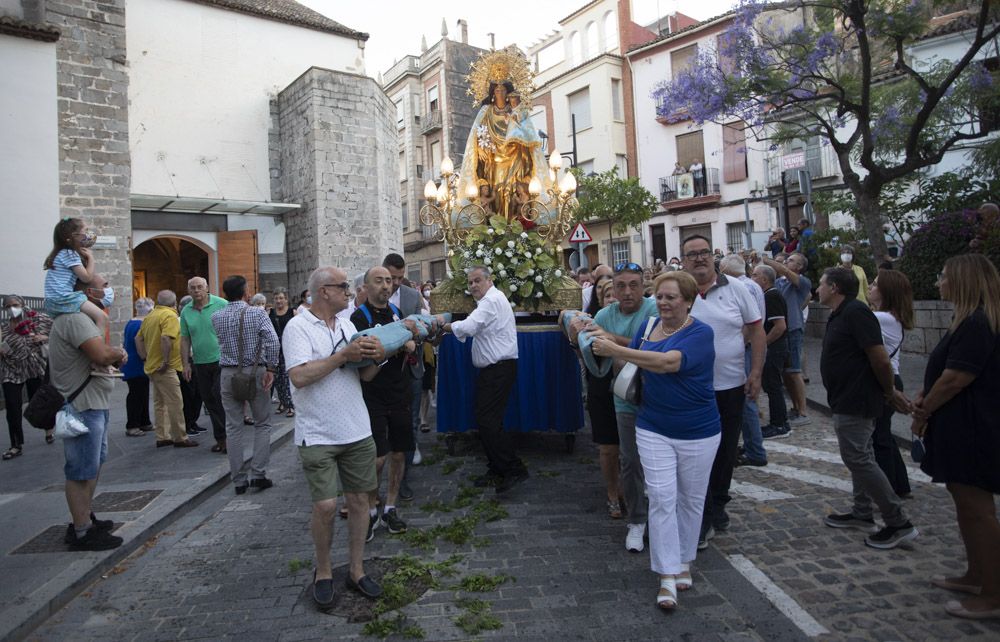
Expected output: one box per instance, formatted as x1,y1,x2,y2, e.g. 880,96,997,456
24,376,93,430
231,307,262,402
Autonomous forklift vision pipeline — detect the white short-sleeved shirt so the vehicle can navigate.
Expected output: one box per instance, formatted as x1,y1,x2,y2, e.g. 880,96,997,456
737,274,766,319
281,309,371,446
874,311,903,375
690,273,762,390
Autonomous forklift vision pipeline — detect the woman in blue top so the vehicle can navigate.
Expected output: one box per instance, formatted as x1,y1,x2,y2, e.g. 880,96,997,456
122,297,154,436
592,271,720,611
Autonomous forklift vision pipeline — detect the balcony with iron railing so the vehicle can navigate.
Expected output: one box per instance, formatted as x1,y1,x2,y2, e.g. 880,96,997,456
658,168,721,211
764,144,840,188
421,109,442,135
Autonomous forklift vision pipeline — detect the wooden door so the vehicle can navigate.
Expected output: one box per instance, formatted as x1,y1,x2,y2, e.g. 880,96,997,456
216,230,258,297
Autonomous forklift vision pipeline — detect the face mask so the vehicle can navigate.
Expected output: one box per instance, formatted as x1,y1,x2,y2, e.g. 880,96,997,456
422,290,431,297
306,296,313,305
8,307,23,317
101,287,115,308
840,253,853,263
79,230,97,248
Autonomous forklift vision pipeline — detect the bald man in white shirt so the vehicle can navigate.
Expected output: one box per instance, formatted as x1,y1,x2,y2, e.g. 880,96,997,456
441,266,528,494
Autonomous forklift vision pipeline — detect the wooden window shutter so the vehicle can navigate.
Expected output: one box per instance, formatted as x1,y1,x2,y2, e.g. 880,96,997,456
217,230,259,297
723,121,748,183
675,130,705,170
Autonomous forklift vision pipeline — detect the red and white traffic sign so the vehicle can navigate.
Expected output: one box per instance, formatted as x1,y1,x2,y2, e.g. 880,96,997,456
568,222,592,243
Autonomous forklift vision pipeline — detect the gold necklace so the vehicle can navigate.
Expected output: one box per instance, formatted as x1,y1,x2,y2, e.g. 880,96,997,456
657,316,691,338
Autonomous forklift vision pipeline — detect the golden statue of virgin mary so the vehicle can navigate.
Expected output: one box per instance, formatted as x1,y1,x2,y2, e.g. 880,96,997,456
457,47,552,221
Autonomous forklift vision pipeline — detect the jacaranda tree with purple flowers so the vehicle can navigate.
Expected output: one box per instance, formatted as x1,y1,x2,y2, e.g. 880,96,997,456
651,0,1000,261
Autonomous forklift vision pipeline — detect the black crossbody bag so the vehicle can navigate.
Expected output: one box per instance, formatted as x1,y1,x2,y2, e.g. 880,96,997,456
24,376,93,430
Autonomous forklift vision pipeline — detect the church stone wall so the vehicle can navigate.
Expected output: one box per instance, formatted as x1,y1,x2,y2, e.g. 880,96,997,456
276,67,400,291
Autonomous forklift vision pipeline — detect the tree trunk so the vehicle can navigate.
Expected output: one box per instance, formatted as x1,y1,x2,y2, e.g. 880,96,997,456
856,191,890,264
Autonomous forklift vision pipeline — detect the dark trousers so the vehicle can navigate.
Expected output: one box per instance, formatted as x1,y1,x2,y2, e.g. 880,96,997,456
703,386,746,531
872,374,910,496
178,369,202,431
3,378,42,449
125,376,151,430
193,362,227,442
762,338,788,427
474,359,523,477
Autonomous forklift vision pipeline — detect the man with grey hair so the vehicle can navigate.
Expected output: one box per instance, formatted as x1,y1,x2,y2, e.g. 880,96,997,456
176,294,204,436
750,263,790,447
180,276,229,452
720,254,768,466
136,290,196,448
283,265,386,605
439,266,527,494
763,252,812,427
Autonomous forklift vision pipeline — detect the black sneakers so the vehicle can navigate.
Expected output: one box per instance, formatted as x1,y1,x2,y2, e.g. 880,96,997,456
67,527,123,551
382,508,407,534
865,522,918,549
761,424,792,440
250,478,274,492
366,513,381,543
496,469,529,494
824,512,877,532
63,513,115,545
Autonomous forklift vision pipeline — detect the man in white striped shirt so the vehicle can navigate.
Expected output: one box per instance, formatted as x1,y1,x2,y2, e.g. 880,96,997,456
440,266,527,494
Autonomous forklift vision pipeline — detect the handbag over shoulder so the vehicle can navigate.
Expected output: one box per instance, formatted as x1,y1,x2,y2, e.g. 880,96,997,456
612,317,657,405
230,306,263,402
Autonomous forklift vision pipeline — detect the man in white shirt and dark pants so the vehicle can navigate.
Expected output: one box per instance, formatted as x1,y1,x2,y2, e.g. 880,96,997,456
441,266,528,494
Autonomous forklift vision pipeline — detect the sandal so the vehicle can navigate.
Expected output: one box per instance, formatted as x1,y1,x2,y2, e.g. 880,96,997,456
2,447,23,460
675,563,692,591
275,404,285,415
607,499,623,519
243,416,255,425
45,433,55,444
657,576,677,610
286,408,295,418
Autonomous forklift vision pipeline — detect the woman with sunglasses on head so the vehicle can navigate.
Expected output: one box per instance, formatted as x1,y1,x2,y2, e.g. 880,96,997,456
2,296,54,458
913,254,1000,620
867,269,913,497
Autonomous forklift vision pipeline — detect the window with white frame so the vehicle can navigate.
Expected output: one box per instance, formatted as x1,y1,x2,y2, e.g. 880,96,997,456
568,86,592,130
427,85,439,113
395,100,404,127
611,239,630,266
726,221,753,253
398,151,406,183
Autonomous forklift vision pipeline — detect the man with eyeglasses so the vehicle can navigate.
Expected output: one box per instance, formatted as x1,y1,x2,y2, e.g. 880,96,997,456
282,266,387,606
578,261,657,552
350,266,414,541
212,275,281,494
680,235,764,549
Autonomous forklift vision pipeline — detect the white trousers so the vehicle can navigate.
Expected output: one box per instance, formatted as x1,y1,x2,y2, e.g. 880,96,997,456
636,427,720,575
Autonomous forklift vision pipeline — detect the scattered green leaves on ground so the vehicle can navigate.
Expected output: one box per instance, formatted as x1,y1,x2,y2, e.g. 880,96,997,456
441,459,464,475
453,598,504,635
287,558,310,574
454,573,514,592
362,613,424,639
536,470,561,478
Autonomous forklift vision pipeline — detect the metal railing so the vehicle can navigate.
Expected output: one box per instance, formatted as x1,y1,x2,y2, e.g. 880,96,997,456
659,168,721,202
764,144,839,187
421,109,442,134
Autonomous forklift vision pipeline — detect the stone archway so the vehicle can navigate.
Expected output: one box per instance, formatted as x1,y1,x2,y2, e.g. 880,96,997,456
132,236,212,306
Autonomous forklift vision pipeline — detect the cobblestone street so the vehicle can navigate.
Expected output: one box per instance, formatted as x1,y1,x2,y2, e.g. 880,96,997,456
26,408,1000,642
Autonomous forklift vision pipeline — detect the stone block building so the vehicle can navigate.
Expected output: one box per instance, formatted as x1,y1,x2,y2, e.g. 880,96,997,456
1,0,399,340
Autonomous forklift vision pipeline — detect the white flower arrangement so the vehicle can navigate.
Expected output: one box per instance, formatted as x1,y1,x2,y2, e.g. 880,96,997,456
476,125,495,152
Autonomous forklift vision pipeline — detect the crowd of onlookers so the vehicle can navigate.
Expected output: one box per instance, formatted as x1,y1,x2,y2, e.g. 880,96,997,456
4,208,998,618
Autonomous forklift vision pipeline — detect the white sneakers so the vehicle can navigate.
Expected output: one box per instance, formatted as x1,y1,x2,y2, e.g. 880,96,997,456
626,522,646,553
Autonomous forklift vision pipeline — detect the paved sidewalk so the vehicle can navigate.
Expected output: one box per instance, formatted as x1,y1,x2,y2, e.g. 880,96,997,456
0,383,294,642
28,408,1000,641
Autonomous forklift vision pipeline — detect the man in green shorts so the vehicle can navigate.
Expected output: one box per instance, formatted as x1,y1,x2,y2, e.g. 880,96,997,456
282,266,386,608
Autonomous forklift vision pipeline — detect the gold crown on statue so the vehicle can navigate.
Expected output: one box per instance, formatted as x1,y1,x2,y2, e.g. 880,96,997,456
466,46,535,108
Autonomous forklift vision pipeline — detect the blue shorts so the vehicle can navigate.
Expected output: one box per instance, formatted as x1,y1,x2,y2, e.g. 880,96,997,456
783,329,803,374
63,408,109,480
45,291,87,316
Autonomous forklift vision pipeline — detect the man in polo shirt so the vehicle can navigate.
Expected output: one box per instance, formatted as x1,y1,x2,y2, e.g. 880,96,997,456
750,264,790,447
180,277,228,453
578,262,657,553
440,266,527,495
283,266,385,606
351,266,414,540
681,235,764,548
764,253,813,426
817,267,917,549
136,290,197,449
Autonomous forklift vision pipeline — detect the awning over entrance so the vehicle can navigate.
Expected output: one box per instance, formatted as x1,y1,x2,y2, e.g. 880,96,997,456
131,194,301,216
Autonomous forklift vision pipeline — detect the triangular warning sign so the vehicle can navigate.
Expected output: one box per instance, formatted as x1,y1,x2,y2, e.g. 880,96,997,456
568,222,592,243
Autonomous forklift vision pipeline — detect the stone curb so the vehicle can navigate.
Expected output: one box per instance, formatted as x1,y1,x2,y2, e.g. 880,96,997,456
1,424,294,642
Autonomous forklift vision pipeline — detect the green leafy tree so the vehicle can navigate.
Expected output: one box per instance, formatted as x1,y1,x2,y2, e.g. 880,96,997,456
569,167,658,256
652,0,1000,262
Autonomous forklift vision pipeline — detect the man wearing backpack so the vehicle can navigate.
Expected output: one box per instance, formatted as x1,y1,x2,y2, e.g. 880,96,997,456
351,266,413,541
